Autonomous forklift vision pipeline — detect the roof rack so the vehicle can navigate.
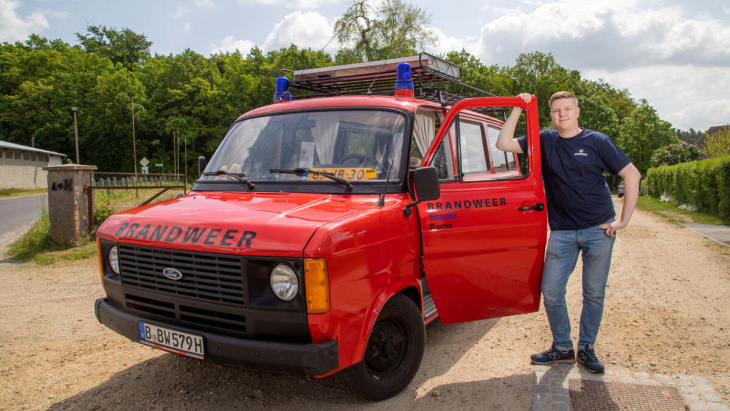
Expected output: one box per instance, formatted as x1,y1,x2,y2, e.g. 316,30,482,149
285,53,498,109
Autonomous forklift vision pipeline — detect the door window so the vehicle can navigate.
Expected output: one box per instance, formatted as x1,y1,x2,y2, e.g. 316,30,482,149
459,120,488,174
486,126,510,171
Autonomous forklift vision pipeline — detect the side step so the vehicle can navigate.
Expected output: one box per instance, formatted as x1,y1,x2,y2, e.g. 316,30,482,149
423,293,438,319
422,278,438,320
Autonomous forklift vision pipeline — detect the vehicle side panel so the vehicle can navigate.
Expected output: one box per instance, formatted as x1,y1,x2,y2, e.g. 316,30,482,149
304,194,422,375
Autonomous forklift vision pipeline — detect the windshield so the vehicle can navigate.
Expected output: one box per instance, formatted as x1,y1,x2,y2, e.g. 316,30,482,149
200,110,407,186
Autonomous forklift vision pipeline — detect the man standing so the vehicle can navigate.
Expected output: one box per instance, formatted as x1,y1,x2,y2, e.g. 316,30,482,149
496,91,641,373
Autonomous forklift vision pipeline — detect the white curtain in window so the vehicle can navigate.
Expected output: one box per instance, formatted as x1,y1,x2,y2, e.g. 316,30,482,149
413,109,436,156
310,112,340,164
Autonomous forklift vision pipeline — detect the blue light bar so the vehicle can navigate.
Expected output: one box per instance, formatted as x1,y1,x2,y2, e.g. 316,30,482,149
394,63,414,97
274,77,291,102
395,63,414,90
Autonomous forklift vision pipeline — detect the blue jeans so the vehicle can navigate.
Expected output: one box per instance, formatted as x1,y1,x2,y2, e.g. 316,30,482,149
541,222,616,351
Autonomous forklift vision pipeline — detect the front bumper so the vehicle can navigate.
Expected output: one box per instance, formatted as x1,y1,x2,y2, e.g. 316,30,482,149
94,298,338,375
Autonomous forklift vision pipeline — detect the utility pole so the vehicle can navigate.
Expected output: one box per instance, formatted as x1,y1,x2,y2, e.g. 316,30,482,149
184,134,188,192
131,96,137,175
71,107,79,164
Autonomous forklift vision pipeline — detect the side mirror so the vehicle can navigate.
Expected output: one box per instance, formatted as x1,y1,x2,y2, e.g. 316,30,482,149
412,166,440,201
197,156,206,177
404,166,440,217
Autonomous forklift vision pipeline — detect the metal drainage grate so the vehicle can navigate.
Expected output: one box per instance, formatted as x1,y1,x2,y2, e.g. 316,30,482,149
569,380,687,411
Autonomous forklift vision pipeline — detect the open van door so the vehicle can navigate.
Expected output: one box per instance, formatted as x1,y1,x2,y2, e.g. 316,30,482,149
417,97,547,324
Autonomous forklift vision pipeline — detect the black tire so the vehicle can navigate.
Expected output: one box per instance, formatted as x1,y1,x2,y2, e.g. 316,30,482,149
339,293,425,401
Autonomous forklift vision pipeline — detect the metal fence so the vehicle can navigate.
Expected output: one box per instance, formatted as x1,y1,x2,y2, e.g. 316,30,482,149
88,173,187,229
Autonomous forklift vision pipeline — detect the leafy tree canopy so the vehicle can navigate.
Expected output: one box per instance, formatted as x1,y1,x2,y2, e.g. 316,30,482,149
334,0,435,61
76,25,152,69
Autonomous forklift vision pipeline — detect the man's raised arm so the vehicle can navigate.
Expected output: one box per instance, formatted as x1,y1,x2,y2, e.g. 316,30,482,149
496,93,533,154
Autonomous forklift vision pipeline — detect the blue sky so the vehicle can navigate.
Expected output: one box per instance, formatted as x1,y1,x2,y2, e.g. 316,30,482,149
3,0,730,131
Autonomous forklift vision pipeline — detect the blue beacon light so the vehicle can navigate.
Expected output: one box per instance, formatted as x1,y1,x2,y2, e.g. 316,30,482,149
394,63,414,98
274,77,291,102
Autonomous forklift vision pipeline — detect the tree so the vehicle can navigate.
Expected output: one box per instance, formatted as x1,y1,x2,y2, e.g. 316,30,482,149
444,50,513,97
703,126,730,158
578,78,636,125
676,128,706,147
509,52,582,125
577,94,619,139
76,25,152,69
650,142,701,167
334,0,435,61
618,100,679,173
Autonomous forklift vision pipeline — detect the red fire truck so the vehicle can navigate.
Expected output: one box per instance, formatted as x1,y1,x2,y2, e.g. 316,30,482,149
95,53,547,400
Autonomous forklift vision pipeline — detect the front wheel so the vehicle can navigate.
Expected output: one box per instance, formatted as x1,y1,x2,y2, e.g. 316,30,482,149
339,293,425,401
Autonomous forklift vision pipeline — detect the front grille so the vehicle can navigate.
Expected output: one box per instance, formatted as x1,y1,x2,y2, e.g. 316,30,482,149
125,293,247,333
118,244,245,306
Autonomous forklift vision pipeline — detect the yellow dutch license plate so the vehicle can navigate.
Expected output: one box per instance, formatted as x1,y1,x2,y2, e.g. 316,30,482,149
307,168,377,181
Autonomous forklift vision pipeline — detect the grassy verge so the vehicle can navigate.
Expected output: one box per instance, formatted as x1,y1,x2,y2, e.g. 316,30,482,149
0,188,47,197
6,208,96,264
636,196,727,225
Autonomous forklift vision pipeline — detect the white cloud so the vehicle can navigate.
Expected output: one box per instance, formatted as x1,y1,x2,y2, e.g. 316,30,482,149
237,0,339,9
195,0,217,8
209,36,256,55
263,11,336,52
474,0,730,69
460,0,730,130
0,0,49,42
584,65,730,131
170,4,191,20
425,26,477,57
50,10,69,19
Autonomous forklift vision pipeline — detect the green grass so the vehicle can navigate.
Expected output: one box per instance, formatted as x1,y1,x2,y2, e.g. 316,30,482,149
636,196,727,225
6,208,96,264
0,188,47,197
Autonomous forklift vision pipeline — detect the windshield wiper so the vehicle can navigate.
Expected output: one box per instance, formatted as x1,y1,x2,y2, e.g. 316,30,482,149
202,170,255,190
269,168,353,191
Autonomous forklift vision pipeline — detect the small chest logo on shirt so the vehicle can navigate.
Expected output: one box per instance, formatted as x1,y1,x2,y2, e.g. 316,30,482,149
574,148,588,156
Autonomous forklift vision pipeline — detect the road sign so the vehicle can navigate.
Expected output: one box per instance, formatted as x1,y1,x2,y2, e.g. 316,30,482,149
141,166,149,174
155,164,163,167
140,157,149,167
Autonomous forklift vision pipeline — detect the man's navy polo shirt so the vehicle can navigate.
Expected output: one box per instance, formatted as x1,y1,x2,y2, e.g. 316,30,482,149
518,129,630,231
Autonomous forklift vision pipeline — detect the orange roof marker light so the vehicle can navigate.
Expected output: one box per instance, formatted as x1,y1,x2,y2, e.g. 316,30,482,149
394,63,414,98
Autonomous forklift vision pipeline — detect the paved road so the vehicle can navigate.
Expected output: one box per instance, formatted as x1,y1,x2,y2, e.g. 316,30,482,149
682,223,730,246
0,194,46,248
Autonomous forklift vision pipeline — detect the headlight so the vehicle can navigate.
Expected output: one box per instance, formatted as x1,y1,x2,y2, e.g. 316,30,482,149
270,264,298,301
109,246,120,274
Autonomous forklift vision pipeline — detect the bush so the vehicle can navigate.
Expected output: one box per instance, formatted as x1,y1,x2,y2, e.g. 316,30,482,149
93,201,116,226
646,156,730,221
650,142,701,167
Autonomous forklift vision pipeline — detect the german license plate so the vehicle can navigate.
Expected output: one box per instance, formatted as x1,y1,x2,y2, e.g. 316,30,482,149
139,322,205,359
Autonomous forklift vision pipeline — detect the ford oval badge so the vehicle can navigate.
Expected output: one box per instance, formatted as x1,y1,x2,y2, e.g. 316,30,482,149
162,268,183,281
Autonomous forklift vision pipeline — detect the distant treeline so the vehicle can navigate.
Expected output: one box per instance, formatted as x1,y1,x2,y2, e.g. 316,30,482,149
1,26,695,176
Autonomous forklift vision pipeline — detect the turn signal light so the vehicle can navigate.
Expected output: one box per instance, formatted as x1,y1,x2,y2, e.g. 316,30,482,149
96,239,103,279
304,258,330,314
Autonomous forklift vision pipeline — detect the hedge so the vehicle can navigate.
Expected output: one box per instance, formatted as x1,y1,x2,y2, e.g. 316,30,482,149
645,156,730,221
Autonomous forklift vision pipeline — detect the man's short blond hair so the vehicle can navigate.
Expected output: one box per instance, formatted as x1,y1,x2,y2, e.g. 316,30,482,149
549,91,579,108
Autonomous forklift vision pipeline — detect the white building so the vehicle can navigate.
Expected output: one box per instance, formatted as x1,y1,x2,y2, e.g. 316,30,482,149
0,141,66,190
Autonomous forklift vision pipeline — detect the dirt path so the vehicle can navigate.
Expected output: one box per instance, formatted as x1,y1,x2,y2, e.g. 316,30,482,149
1,199,728,410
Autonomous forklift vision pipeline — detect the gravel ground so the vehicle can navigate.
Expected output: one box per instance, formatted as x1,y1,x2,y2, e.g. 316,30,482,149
1,198,728,410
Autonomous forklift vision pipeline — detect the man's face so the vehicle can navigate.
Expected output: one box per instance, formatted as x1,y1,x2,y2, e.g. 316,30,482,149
549,97,580,132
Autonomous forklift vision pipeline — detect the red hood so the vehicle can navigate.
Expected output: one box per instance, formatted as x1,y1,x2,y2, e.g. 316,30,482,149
97,191,381,256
